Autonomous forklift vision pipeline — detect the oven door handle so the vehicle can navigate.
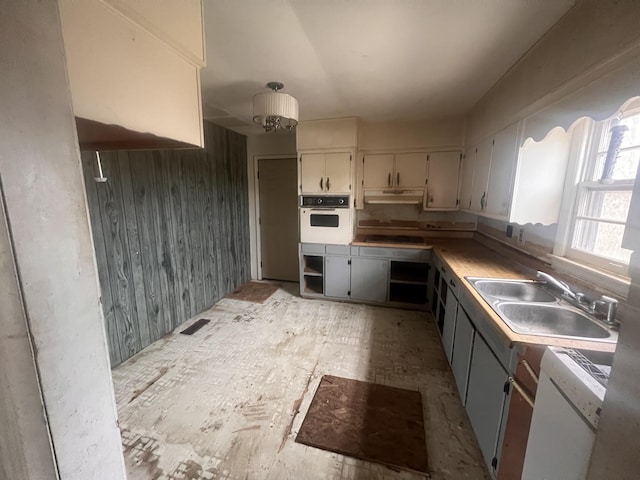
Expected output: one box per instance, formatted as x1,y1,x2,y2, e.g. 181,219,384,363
309,208,337,212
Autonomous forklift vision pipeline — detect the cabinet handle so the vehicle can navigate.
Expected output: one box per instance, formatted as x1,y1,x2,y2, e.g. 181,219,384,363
326,177,330,190
508,377,534,408
320,177,323,190
480,191,486,210
397,172,400,186
388,172,391,187
449,279,456,289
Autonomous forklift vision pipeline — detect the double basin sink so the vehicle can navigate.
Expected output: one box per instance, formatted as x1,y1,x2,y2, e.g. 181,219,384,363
466,278,617,343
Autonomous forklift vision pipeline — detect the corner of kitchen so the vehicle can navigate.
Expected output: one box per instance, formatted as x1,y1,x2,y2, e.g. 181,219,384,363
290,107,632,478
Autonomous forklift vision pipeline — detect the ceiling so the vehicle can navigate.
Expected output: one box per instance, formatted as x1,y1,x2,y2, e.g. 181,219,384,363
200,0,575,135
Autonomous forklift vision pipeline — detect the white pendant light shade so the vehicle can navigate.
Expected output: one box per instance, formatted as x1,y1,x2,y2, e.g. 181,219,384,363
253,82,299,132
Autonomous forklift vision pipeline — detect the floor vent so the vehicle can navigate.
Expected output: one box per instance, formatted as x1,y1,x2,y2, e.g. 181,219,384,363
180,319,210,336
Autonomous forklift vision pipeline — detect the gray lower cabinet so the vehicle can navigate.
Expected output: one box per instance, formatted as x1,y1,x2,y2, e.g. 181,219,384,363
451,307,475,405
324,255,351,299
442,287,458,363
465,334,510,470
350,257,388,303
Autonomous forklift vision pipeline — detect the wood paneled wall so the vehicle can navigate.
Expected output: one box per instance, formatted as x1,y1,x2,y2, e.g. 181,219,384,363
82,122,250,366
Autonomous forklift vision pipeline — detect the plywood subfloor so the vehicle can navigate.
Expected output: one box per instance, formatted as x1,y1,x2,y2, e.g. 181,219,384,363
225,281,279,303
296,375,428,474
112,283,489,480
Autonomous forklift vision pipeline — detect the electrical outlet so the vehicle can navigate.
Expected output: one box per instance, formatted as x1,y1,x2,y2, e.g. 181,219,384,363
518,228,526,244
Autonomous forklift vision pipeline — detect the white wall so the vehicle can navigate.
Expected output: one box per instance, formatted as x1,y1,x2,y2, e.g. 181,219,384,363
0,1,126,478
466,1,640,145
358,117,464,151
246,132,297,279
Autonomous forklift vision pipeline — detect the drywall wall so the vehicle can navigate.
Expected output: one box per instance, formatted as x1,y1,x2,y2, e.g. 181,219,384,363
0,173,57,480
358,117,464,151
466,1,640,145
246,132,297,279
0,0,126,477
83,122,250,366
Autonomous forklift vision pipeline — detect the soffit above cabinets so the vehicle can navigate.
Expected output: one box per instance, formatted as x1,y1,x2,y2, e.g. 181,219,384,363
200,0,575,135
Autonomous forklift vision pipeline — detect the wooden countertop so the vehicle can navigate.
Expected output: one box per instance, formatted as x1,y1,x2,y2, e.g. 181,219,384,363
431,239,617,353
351,236,616,352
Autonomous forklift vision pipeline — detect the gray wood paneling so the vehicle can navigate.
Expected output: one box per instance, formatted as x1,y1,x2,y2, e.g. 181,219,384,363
82,122,250,366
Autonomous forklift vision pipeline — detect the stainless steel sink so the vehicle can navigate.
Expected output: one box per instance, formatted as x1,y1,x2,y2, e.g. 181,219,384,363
497,303,611,339
472,279,556,302
465,277,616,343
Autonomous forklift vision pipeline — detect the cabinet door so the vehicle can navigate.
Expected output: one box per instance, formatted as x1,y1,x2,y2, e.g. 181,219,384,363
324,152,351,193
470,138,493,213
350,257,388,303
426,151,461,210
362,154,394,189
459,148,475,210
442,288,457,363
451,308,475,404
486,123,519,218
324,255,351,299
394,153,427,188
300,153,326,193
466,335,510,469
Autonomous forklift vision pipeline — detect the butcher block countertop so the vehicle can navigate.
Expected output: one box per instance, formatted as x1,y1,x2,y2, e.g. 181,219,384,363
354,236,617,353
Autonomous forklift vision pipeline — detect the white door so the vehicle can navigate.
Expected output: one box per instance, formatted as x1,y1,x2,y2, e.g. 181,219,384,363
426,151,461,210
470,137,493,213
300,153,326,193
394,152,427,188
485,123,519,218
258,158,299,281
363,154,394,189
459,148,476,210
324,152,351,194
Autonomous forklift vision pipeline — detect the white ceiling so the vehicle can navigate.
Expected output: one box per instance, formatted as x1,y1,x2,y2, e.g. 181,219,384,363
200,0,575,135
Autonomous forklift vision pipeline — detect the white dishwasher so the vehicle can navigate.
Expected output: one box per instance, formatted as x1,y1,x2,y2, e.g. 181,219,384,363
522,347,609,480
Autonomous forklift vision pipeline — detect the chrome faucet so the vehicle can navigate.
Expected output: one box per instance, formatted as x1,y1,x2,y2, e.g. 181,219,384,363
592,295,618,325
536,271,576,299
536,271,618,325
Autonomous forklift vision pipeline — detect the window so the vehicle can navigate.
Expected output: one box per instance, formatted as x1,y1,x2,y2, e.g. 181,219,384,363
565,107,640,276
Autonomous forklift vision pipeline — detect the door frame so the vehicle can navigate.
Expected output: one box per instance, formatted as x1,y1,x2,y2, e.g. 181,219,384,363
253,154,298,280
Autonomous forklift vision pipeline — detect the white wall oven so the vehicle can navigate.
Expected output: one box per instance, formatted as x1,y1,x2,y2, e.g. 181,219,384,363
300,195,352,245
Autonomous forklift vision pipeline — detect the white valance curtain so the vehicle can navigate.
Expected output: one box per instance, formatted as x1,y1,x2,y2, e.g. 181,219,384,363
522,47,640,144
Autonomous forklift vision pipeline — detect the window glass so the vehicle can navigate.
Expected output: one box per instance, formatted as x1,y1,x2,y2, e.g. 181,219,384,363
572,219,632,264
567,109,639,274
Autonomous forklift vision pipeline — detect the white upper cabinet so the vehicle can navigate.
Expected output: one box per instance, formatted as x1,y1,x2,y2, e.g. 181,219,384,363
325,152,352,193
469,138,493,213
459,149,475,211
300,153,326,193
300,152,352,194
362,153,427,189
425,151,462,210
59,0,205,148
486,123,520,218
462,119,572,224
362,154,395,188
395,153,428,188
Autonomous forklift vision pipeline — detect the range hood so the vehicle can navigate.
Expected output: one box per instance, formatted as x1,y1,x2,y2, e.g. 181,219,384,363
364,189,425,205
